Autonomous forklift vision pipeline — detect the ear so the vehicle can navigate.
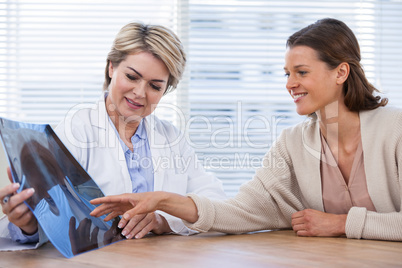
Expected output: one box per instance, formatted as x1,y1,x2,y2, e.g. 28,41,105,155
108,61,114,79
336,62,349,85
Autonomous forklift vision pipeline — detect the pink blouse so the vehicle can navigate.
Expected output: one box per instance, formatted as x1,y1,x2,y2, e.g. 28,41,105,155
320,134,376,214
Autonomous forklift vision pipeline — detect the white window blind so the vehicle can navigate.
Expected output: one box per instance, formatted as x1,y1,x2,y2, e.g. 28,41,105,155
1,0,402,197
0,0,179,124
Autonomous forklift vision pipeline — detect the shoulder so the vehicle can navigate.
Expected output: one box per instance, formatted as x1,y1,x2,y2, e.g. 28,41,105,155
360,106,402,151
270,115,321,161
145,114,182,137
281,114,319,140
361,105,402,118
55,98,105,142
144,114,187,151
360,106,402,129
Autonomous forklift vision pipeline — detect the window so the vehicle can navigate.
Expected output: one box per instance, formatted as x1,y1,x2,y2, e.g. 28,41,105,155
0,0,178,123
1,0,402,196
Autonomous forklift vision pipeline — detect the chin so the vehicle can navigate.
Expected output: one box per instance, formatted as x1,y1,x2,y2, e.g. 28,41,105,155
124,114,144,123
296,106,316,116
296,110,308,116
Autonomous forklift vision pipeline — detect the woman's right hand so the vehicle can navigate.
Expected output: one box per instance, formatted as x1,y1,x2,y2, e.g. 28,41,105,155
0,167,37,235
90,192,167,222
90,191,199,228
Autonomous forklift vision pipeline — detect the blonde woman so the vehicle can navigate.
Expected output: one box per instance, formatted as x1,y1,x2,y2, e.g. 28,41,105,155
0,22,226,246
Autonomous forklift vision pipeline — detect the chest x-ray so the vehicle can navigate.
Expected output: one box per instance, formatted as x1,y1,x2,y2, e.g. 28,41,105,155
0,117,125,258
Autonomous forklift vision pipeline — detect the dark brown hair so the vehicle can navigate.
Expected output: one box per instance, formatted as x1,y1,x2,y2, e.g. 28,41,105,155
286,18,387,111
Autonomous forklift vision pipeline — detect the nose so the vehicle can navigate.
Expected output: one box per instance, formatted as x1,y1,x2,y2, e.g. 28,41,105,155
133,81,146,98
286,74,298,91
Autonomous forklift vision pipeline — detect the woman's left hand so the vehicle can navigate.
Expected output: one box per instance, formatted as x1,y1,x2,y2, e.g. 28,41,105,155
291,209,347,237
118,212,171,239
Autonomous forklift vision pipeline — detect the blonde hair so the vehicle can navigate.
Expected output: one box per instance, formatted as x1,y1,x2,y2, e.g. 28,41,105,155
104,22,186,94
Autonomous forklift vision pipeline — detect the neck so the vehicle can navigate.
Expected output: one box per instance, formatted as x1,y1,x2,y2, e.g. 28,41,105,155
105,97,140,146
317,101,360,147
113,118,140,143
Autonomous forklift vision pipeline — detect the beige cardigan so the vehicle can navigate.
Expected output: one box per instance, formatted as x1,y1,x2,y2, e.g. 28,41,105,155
185,106,402,241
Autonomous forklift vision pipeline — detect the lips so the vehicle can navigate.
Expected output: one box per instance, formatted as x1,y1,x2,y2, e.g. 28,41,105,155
291,92,308,103
125,97,144,109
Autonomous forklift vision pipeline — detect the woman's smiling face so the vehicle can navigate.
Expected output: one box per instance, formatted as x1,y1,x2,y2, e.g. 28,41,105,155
284,46,344,116
106,51,169,125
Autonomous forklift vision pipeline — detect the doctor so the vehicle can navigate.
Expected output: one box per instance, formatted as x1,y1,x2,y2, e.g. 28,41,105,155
1,22,226,244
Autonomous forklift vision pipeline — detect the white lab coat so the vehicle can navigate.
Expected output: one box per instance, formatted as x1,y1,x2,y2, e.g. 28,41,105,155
55,95,227,235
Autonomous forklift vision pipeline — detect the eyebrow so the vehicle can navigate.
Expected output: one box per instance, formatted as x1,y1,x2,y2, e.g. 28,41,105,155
283,64,309,71
127,67,166,83
294,64,309,69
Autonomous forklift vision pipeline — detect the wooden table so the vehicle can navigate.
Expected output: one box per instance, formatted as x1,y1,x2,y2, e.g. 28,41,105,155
1,230,401,267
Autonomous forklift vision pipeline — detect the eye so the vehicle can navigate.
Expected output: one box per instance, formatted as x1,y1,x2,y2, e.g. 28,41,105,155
150,83,162,91
284,73,290,78
298,71,307,76
126,74,138,81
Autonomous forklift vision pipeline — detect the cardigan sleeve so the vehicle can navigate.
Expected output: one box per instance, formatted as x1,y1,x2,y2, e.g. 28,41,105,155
346,208,402,240
184,130,307,233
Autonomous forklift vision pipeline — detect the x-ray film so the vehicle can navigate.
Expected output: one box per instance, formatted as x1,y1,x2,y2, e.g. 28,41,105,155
0,117,125,258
